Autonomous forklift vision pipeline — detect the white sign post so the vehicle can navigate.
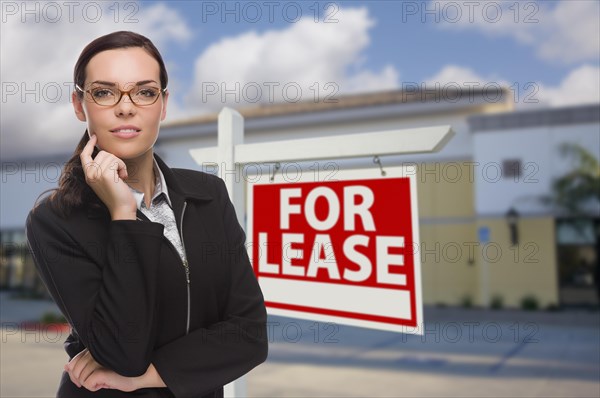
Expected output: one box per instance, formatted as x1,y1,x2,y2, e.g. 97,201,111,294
189,107,454,397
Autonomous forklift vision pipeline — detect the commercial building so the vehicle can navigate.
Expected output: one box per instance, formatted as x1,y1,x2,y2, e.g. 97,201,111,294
1,87,598,308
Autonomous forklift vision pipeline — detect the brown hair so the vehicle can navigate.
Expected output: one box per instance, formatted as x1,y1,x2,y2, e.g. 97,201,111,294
42,31,168,217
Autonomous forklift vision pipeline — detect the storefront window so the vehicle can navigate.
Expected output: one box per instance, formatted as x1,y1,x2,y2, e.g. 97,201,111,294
0,229,44,295
556,219,599,306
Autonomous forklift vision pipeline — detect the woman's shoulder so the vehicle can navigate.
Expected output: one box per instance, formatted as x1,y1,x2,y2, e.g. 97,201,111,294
28,193,57,222
26,193,107,253
27,192,90,230
170,168,228,197
26,195,64,243
171,167,221,183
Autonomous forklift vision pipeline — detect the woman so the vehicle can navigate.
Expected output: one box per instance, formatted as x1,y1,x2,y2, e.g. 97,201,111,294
26,31,268,397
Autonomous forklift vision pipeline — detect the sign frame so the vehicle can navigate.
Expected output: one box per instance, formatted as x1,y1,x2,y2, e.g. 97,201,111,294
246,165,424,334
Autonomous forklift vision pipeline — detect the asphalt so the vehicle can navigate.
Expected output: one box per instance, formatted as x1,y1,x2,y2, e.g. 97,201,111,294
1,291,599,397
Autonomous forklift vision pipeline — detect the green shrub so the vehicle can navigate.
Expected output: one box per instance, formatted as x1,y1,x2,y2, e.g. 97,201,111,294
40,312,67,324
460,295,473,308
520,295,539,311
490,295,504,310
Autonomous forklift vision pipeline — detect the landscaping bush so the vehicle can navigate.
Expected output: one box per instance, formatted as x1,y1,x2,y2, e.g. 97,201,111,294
490,295,504,310
40,311,67,324
520,295,539,311
460,295,473,308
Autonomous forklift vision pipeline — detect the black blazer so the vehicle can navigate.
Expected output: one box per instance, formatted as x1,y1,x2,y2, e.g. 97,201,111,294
26,154,268,398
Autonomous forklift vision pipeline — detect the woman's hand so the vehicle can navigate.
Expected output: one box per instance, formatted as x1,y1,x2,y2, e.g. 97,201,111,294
79,134,137,220
65,348,102,389
64,348,138,392
79,368,139,392
65,349,166,391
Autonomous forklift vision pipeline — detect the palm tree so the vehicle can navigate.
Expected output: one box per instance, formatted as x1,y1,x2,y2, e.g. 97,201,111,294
549,143,600,217
546,143,600,304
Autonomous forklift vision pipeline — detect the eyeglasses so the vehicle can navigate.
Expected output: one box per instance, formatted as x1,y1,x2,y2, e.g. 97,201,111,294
75,84,166,106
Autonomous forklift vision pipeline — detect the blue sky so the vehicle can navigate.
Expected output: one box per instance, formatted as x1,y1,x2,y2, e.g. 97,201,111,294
1,0,599,159
151,0,597,90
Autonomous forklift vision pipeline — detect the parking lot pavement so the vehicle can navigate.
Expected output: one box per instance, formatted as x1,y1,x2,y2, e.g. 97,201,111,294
1,324,66,397
247,308,599,397
1,292,599,397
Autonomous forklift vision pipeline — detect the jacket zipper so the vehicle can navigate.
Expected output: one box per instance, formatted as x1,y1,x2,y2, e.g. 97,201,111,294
137,201,191,335
180,201,191,335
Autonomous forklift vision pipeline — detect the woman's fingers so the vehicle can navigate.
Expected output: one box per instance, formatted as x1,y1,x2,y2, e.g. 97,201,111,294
65,352,83,387
84,150,128,183
75,359,96,385
104,154,128,181
70,349,89,375
66,349,97,388
70,350,92,387
79,134,97,168
80,135,105,182
77,135,136,217
72,366,136,393
83,368,111,392
79,134,127,182
64,349,114,391
65,364,81,388
65,348,85,371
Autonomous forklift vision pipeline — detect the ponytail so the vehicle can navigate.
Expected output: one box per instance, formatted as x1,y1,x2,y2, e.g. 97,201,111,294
35,130,102,218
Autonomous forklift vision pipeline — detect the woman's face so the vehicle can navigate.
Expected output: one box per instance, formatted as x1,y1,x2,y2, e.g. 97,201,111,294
72,47,168,160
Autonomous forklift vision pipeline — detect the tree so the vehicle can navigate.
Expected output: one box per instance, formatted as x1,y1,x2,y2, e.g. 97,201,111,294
546,143,600,304
548,143,600,217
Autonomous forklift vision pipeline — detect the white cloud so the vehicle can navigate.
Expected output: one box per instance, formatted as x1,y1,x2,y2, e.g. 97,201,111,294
426,64,600,108
537,65,600,107
0,1,192,160
536,1,599,64
344,65,399,94
434,0,599,64
424,65,509,86
184,6,399,111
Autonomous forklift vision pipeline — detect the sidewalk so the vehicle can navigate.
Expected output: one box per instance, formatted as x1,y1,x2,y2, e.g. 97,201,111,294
248,308,599,397
1,291,599,397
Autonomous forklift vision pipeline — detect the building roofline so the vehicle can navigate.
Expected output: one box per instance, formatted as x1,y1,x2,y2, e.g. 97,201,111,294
163,86,510,129
469,103,600,132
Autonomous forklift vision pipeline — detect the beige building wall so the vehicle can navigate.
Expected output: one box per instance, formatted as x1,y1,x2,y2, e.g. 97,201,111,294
415,160,560,308
416,161,477,306
475,217,559,308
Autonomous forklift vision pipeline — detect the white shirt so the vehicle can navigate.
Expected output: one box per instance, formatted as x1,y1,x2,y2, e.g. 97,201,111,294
128,158,187,262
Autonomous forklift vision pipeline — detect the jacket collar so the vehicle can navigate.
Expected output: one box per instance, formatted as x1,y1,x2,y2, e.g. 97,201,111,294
154,153,213,202
128,157,173,210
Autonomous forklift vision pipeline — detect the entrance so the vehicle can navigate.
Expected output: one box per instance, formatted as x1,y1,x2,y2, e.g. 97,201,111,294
556,219,599,307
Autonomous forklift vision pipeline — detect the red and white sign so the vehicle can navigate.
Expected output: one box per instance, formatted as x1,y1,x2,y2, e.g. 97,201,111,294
247,167,423,333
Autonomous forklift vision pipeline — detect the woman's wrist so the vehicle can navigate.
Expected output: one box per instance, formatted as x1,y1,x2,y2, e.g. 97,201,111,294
111,208,137,220
135,363,167,389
